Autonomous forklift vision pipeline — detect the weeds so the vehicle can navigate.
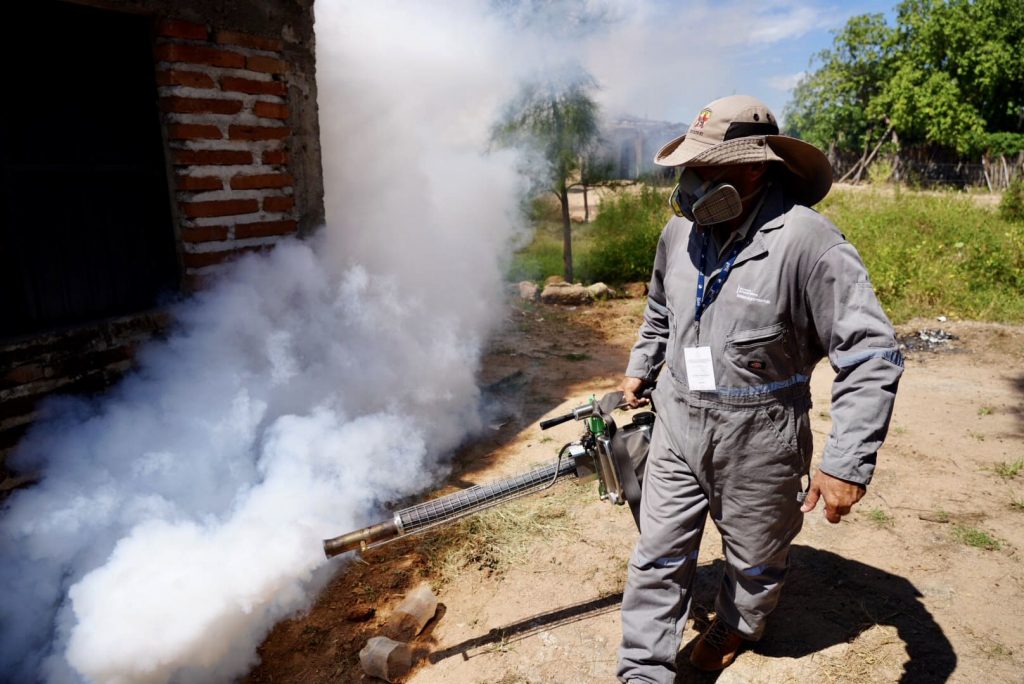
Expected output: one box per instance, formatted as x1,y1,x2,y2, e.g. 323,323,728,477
417,483,582,584
510,185,1024,323
993,458,1024,478
952,525,1002,550
819,189,1024,323
867,508,894,528
977,405,994,416
1000,177,1024,223
1009,499,1024,512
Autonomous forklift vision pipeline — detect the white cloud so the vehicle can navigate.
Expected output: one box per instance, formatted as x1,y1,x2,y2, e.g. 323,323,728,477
766,70,806,92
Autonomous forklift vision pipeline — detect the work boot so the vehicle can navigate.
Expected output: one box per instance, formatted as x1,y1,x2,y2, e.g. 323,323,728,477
689,617,745,671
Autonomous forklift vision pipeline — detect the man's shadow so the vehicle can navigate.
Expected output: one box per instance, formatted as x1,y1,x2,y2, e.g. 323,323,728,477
677,544,956,682
429,544,956,683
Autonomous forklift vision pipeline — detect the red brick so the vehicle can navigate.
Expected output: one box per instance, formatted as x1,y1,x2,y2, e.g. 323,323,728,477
215,30,283,52
156,19,208,41
181,199,259,218
157,69,216,89
263,195,295,213
173,149,253,166
262,149,288,165
253,101,289,120
182,250,235,268
228,125,289,141
181,225,229,242
1,364,47,389
155,43,245,69
235,219,298,239
220,76,287,96
247,55,288,74
167,123,222,140
175,175,223,191
162,97,243,115
230,173,293,190
182,246,264,268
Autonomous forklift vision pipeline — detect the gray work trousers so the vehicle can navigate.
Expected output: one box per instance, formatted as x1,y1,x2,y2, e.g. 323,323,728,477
617,386,812,684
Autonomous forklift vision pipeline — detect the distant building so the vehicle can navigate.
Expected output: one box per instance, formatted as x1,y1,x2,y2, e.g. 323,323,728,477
603,117,687,180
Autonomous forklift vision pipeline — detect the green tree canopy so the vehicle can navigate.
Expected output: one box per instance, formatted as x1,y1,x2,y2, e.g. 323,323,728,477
493,76,601,281
785,0,1024,157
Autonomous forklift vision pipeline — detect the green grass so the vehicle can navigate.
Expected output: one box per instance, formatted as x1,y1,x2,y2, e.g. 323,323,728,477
866,507,895,527
508,185,1024,324
818,189,1024,323
1009,498,1024,512
952,525,1002,550
993,458,1024,478
977,406,994,416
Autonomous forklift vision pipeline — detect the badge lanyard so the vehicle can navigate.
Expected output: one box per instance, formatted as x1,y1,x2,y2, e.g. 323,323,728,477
694,231,751,338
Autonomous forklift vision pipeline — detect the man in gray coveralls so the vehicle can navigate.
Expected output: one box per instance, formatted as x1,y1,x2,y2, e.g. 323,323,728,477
616,95,903,682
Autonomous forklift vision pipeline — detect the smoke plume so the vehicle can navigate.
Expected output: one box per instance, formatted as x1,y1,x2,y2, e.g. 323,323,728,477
0,1,831,681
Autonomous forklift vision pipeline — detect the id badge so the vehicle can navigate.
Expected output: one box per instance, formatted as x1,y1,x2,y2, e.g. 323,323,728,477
683,346,717,391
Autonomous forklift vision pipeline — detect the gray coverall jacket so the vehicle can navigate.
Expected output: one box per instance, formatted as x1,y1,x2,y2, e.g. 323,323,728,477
617,185,903,684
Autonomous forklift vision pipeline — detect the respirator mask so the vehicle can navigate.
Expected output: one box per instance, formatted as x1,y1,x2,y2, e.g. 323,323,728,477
669,167,748,225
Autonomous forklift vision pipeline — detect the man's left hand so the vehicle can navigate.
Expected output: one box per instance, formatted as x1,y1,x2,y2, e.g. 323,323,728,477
800,470,866,524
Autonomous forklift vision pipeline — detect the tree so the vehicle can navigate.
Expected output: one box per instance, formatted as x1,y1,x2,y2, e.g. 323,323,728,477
493,77,601,282
785,13,896,156
785,0,1024,159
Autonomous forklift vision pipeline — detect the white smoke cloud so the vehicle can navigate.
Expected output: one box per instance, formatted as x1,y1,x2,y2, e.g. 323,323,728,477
0,1,835,682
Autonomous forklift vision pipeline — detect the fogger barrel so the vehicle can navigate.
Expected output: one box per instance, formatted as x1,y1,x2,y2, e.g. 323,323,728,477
323,455,579,557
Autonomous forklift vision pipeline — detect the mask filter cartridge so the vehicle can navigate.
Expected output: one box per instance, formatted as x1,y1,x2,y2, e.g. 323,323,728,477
669,168,744,225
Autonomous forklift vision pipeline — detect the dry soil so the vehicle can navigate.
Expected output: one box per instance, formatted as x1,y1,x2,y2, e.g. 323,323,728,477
246,297,1024,684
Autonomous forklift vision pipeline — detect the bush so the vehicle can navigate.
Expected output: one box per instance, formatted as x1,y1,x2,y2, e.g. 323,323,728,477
999,177,1024,223
509,184,1024,323
819,188,1024,322
575,186,672,284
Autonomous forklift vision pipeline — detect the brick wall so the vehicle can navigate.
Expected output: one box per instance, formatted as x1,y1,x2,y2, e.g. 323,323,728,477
155,19,302,276
1,2,325,484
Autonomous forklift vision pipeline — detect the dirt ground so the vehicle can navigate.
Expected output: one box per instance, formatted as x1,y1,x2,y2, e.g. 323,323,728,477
246,297,1024,684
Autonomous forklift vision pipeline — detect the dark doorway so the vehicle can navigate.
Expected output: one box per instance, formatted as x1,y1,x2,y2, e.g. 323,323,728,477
0,1,180,339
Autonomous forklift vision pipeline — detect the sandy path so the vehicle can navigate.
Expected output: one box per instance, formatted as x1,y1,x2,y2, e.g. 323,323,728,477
248,303,1023,683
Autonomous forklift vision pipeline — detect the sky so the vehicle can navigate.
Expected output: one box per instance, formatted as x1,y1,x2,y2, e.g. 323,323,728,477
605,0,898,126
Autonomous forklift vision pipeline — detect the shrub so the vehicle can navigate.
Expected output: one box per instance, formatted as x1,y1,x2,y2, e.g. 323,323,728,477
575,186,672,284
999,177,1024,223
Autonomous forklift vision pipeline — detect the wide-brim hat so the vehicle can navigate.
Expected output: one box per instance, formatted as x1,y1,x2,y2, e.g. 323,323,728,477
655,95,833,206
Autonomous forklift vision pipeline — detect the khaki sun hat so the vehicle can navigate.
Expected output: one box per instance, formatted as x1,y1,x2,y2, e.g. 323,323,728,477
655,95,833,206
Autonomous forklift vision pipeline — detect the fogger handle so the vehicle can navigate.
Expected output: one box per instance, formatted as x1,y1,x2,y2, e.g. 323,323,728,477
540,386,655,431
539,413,575,429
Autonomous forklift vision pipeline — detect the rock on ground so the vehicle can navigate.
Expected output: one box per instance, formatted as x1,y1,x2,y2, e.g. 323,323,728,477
541,282,593,305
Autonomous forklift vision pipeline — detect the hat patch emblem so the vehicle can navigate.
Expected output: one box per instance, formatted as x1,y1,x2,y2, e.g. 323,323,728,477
693,108,712,130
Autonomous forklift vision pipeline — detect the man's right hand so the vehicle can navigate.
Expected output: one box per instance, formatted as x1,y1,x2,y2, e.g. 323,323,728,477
619,376,649,408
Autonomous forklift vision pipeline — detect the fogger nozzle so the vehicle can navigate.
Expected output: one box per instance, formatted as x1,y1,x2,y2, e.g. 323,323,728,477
323,520,400,558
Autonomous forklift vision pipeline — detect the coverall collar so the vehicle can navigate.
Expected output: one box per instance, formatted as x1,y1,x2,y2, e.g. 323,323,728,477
706,184,787,273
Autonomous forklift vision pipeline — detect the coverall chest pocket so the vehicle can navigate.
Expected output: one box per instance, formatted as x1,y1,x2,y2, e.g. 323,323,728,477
723,322,795,385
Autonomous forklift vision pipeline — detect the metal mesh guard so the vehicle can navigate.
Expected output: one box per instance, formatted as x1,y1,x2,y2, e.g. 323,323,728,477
397,457,578,534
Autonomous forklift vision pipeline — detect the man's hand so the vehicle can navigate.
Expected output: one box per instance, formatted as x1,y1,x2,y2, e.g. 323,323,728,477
619,376,649,408
800,470,866,524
